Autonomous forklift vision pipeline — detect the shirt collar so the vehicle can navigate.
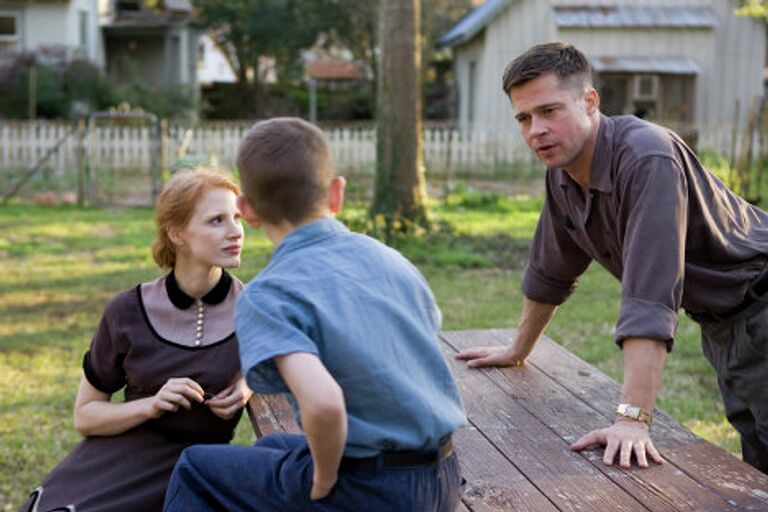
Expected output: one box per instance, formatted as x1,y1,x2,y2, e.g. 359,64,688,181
272,217,349,260
587,113,615,194
165,269,233,309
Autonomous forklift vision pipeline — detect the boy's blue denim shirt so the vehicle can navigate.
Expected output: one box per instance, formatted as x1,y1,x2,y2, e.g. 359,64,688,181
235,217,466,457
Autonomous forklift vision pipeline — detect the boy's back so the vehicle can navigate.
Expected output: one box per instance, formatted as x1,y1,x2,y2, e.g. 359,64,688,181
237,217,465,456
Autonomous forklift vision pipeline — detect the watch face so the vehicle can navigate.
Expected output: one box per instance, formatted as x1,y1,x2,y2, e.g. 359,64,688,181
626,405,640,417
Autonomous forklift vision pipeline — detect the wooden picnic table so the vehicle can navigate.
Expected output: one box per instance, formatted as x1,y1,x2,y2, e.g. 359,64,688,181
247,328,768,511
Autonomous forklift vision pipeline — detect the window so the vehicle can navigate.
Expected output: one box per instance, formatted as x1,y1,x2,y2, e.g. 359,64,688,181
598,72,693,122
116,0,142,11
79,10,89,56
0,12,19,56
633,75,658,100
597,75,630,116
468,60,476,124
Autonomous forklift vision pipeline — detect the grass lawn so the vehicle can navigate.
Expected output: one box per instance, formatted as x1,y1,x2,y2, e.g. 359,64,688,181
0,192,737,509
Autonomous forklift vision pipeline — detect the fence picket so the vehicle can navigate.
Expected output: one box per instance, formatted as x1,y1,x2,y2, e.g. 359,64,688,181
1,120,763,186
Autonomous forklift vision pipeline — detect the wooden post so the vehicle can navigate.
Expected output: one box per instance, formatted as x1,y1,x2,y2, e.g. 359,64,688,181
729,99,741,173
738,97,760,201
27,60,37,120
160,118,169,180
76,119,87,207
150,117,161,203
755,99,768,205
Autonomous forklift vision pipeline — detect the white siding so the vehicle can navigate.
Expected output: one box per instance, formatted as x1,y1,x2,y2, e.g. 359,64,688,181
708,0,765,128
20,0,103,67
561,27,715,124
197,34,236,85
22,4,69,50
456,0,559,131
451,0,765,134
453,35,484,128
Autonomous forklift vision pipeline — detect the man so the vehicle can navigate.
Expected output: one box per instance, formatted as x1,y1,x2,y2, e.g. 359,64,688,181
456,42,768,474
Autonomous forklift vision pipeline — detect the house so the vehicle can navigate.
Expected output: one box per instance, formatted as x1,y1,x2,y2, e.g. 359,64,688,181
197,32,235,86
0,0,103,65
440,0,766,133
101,0,199,89
302,34,370,91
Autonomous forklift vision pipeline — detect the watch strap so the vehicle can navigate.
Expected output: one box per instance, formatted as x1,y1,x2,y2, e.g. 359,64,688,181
616,403,653,426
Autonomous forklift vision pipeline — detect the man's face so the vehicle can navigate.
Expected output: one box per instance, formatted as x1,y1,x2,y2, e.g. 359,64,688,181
509,73,597,172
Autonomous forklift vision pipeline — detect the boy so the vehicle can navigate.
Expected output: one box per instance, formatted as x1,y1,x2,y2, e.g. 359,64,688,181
163,117,466,511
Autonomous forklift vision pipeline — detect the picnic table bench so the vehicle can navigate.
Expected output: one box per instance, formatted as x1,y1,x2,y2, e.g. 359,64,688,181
247,328,768,511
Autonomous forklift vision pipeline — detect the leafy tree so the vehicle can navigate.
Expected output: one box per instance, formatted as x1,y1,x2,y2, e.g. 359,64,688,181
736,0,768,18
192,0,348,115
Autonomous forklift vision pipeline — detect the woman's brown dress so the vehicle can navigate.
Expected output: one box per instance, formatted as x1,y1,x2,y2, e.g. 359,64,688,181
20,272,244,512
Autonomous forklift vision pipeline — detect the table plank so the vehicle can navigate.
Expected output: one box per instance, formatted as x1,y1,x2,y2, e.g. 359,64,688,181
246,329,768,511
247,393,487,510
441,329,768,510
247,394,300,436
442,343,650,511
452,425,559,511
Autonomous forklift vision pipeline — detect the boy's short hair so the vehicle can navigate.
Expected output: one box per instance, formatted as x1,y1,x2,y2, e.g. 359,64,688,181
237,117,335,225
502,42,592,95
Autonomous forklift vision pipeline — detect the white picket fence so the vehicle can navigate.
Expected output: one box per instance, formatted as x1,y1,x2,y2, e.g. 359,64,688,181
0,119,762,179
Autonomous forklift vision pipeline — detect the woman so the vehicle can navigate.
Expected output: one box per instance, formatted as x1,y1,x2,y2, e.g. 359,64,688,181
21,169,252,512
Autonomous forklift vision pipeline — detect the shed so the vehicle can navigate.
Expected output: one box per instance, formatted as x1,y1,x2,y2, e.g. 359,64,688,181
440,0,766,133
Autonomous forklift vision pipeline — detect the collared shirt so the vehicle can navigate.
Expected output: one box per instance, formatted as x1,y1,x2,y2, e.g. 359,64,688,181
523,114,768,347
236,218,466,457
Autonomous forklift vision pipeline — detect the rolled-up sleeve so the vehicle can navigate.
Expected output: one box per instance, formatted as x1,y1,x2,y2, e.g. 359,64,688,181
235,284,319,394
522,182,592,305
615,156,686,349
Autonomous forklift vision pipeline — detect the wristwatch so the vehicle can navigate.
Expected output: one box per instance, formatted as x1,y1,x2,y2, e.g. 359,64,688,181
616,403,653,427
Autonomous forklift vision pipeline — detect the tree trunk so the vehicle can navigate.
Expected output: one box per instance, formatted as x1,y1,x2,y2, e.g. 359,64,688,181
371,0,428,232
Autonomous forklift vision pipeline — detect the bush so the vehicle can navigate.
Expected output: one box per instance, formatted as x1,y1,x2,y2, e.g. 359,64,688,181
0,54,197,120
698,149,743,195
118,82,198,121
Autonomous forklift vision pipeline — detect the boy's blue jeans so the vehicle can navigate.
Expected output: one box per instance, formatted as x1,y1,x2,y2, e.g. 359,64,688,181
163,433,463,511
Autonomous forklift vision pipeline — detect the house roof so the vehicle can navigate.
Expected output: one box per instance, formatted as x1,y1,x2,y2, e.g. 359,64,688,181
554,6,717,28
591,56,700,75
439,2,717,49
438,0,508,48
305,60,362,80
163,0,192,12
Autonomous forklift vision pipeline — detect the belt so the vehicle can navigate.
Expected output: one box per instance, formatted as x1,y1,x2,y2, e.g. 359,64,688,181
339,437,453,470
688,264,768,324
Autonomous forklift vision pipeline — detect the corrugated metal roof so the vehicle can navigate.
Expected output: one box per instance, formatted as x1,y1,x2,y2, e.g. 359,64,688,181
438,0,508,48
591,56,700,74
164,0,193,12
555,6,717,28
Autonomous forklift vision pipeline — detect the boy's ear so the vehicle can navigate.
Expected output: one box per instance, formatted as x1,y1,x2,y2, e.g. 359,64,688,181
329,176,346,215
237,195,262,228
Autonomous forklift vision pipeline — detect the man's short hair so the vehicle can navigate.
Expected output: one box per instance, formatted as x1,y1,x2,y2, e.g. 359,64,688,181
237,117,335,225
502,42,592,95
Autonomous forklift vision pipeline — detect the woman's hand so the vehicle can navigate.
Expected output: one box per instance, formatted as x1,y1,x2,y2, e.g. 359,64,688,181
146,377,205,419
205,376,253,419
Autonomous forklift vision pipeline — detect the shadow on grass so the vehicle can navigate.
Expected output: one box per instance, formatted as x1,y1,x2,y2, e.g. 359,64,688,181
389,230,531,271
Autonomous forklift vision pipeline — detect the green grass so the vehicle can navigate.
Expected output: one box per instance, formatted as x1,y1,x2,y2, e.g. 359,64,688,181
0,193,738,509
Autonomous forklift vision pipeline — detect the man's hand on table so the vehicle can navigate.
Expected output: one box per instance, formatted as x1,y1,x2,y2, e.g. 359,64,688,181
570,419,665,468
455,345,527,368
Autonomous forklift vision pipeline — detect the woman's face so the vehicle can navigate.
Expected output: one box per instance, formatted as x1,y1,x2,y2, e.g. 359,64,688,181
174,187,244,269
